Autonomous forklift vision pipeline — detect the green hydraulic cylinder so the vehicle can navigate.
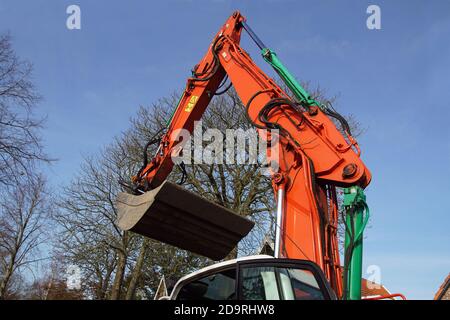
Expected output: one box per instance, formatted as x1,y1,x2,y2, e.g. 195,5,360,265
261,48,320,107
240,21,317,106
343,186,370,300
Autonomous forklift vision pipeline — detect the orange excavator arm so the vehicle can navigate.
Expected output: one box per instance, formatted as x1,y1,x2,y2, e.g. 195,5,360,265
125,11,371,298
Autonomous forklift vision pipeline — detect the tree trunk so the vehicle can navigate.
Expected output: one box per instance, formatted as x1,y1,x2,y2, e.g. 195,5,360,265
100,258,116,299
0,274,11,299
0,241,19,299
125,238,149,300
110,250,127,300
110,233,129,300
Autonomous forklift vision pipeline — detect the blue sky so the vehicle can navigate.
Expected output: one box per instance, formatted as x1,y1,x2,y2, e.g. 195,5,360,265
1,0,449,299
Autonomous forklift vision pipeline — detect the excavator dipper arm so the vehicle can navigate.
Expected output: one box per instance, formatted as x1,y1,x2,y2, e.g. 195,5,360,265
134,15,241,189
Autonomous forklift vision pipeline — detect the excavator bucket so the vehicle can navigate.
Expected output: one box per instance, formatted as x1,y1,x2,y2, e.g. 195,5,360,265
116,181,254,261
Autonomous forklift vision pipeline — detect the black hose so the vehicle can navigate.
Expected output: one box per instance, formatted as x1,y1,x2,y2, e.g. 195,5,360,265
177,161,187,185
136,128,165,178
191,36,224,82
322,102,352,136
214,81,233,96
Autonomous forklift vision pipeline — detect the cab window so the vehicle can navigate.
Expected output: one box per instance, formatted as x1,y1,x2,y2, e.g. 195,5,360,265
176,268,236,300
241,265,325,300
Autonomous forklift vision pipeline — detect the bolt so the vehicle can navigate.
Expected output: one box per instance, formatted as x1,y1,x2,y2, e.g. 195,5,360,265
273,173,284,184
342,163,357,179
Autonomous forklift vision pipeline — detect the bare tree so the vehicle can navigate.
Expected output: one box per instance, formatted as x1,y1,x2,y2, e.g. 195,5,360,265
53,225,119,300
0,174,52,299
20,254,83,300
54,130,208,299
0,33,50,186
0,32,53,300
55,147,137,300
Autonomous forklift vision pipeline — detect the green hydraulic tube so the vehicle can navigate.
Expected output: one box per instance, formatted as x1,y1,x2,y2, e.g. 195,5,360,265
343,186,370,300
166,93,185,127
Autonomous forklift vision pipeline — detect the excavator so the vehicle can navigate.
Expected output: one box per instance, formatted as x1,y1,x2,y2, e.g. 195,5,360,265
115,11,399,300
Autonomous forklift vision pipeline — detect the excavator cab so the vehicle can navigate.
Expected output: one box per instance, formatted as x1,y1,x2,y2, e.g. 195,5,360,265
166,256,336,300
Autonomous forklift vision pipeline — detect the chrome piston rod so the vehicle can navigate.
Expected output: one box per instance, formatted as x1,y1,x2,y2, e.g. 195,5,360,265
274,187,285,258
